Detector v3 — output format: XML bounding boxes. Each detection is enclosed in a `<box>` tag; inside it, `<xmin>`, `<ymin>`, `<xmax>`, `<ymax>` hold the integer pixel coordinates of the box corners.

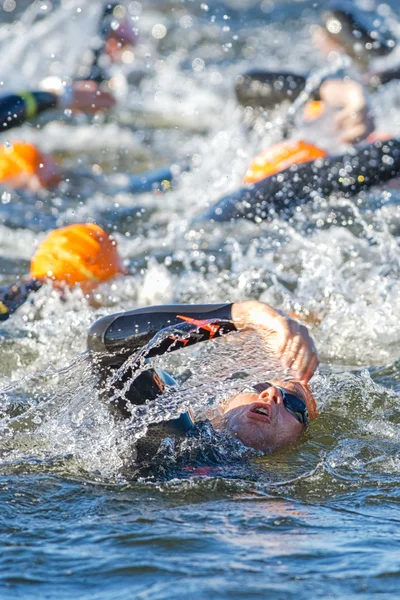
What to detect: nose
<box><xmin>259</xmin><ymin>386</ymin><xmax>282</xmax><ymax>404</ymax></box>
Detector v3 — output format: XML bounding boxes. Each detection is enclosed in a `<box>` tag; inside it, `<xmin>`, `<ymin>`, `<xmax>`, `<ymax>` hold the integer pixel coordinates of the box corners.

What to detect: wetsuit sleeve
<box><xmin>0</xmin><ymin>91</ymin><xmax>58</xmax><ymax>131</ymax></box>
<box><xmin>87</xmin><ymin>304</ymin><xmax>237</xmax><ymax>367</ymax></box>
<box><xmin>368</xmin><ymin>67</ymin><xmax>400</xmax><ymax>88</ymax></box>
<box><xmin>202</xmin><ymin>139</ymin><xmax>400</xmax><ymax>222</ymax></box>
<box><xmin>0</xmin><ymin>279</ymin><xmax>42</xmax><ymax>321</ymax></box>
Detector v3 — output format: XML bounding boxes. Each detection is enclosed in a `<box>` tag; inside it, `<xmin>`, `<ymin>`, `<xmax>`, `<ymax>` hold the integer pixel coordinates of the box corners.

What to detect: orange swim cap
<box><xmin>244</xmin><ymin>139</ymin><xmax>327</xmax><ymax>185</ymax></box>
<box><xmin>30</xmin><ymin>224</ymin><xmax>126</xmax><ymax>293</ymax></box>
<box><xmin>0</xmin><ymin>141</ymin><xmax>60</xmax><ymax>189</ymax></box>
<box><xmin>302</xmin><ymin>100</ymin><xmax>326</xmax><ymax>122</ymax></box>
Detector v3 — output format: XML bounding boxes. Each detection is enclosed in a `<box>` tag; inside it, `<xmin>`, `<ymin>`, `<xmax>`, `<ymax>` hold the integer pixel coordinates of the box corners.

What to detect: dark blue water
<box><xmin>1</xmin><ymin>0</ymin><xmax>400</xmax><ymax>598</ymax></box>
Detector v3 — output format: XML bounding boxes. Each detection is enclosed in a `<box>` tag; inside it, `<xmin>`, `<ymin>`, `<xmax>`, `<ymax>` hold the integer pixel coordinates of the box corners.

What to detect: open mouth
<box><xmin>247</xmin><ymin>402</ymin><xmax>272</xmax><ymax>423</ymax></box>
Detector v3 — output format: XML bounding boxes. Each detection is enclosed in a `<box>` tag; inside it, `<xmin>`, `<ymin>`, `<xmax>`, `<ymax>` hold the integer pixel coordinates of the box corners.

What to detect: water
<box><xmin>1</xmin><ymin>0</ymin><xmax>400</xmax><ymax>597</ymax></box>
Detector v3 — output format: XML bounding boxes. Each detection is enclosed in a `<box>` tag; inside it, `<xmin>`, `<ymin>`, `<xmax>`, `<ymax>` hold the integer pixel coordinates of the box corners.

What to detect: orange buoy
<box><xmin>0</xmin><ymin>141</ymin><xmax>60</xmax><ymax>189</ymax></box>
<box><xmin>30</xmin><ymin>224</ymin><xmax>126</xmax><ymax>293</ymax></box>
<box><xmin>244</xmin><ymin>139</ymin><xmax>327</xmax><ymax>185</ymax></box>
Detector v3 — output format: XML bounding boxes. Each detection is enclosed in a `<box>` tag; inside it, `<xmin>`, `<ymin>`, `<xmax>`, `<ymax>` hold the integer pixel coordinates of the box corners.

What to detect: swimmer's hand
<box><xmin>65</xmin><ymin>81</ymin><xmax>116</xmax><ymax>113</ymax></box>
<box><xmin>319</xmin><ymin>79</ymin><xmax>375</xmax><ymax>144</ymax></box>
<box><xmin>41</xmin><ymin>78</ymin><xmax>116</xmax><ymax>113</ymax></box>
<box><xmin>231</xmin><ymin>301</ymin><xmax>319</xmax><ymax>383</ymax></box>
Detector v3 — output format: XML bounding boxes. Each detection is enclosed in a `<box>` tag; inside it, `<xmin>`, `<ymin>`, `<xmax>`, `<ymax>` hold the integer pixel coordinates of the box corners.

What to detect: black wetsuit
<box><xmin>0</xmin><ymin>91</ymin><xmax>59</xmax><ymax>132</ymax></box>
<box><xmin>0</xmin><ymin>5</ymin><xmax>121</xmax><ymax>131</ymax></box>
<box><xmin>202</xmin><ymin>139</ymin><xmax>400</xmax><ymax>223</ymax></box>
<box><xmin>82</xmin><ymin>2</ymin><xmax>130</xmax><ymax>84</ymax></box>
<box><xmin>87</xmin><ymin>304</ymin><xmax>237</xmax><ymax>462</ymax></box>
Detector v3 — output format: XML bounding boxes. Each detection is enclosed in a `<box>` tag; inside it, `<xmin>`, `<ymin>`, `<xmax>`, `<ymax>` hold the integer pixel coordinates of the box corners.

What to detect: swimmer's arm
<box><xmin>0</xmin><ymin>91</ymin><xmax>58</xmax><ymax>131</ymax></box>
<box><xmin>87</xmin><ymin>303</ymin><xmax>238</xmax><ymax>365</ymax></box>
<box><xmin>87</xmin><ymin>301</ymin><xmax>319</xmax><ymax>382</ymax></box>
<box><xmin>0</xmin><ymin>82</ymin><xmax>115</xmax><ymax>131</ymax></box>
<box><xmin>365</xmin><ymin>67</ymin><xmax>400</xmax><ymax>89</ymax></box>
<box><xmin>319</xmin><ymin>79</ymin><xmax>374</xmax><ymax>144</ymax></box>
<box><xmin>39</xmin><ymin>80</ymin><xmax>116</xmax><ymax>114</ymax></box>
<box><xmin>0</xmin><ymin>278</ymin><xmax>43</xmax><ymax>321</ymax></box>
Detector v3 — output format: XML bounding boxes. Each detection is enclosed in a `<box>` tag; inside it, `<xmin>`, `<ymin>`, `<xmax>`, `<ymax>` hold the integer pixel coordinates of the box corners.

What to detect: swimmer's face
<box><xmin>221</xmin><ymin>381</ymin><xmax>306</xmax><ymax>452</ymax></box>
<box><xmin>105</xmin><ymin>17</ymin><xmax>138</xmax><ymax>60</ymax></box>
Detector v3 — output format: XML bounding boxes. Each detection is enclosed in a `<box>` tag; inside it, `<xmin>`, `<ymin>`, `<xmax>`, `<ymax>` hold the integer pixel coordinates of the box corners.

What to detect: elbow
<box><xmin>87</xmin><ymin>313</ymin><xmax>120</xmax><ymax>356</ymax></box>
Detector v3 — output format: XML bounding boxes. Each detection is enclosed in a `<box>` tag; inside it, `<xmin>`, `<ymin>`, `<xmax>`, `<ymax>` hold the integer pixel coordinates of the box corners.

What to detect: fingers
<box><xmin>289</xmin><ymin>329</ymin><xmax>318</xmax><ymax>381</ymax></box>
<box><xmin>320</xmin><ymin>79</ymin><xmax>375</xmax><ymax>144</ymax></box>
<box><xmin>71</xmin><ymin>81</ymin><xmax>116</xmax><ymax>113</ymax></box>
<box><xmin>275</xmin><ymin>318</ymin><xmax>319</xmax><ymax>382</ymax></box>
<box><xmin>291</xmin><ymin>333</ymin><xmax>319</xmax><ymax>383</ymax></box>
<box><xmin>334</xmin><ymin>107</ymin><xmax>375</xmax><ymax>144</ymax></box>
<box><xmin>301</xmin><ymin>352</ymin><xmax>319</xmax><ymax>384</ymax></box>
<box><xmin>242</xmin><ymin>303</ymin><xmax>319</xmax><ymax>382</ymax></box>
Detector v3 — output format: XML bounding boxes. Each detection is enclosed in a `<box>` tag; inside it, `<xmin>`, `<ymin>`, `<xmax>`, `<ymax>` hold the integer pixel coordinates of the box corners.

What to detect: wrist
<box><xmin>231</xmin><ymin>300</ymin><xmax>261</xmax><ymax>329</ymax></box>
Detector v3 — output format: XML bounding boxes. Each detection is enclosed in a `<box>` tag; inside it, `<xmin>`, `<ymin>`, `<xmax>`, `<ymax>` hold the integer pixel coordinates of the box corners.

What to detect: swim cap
<box><xmin>322</xmin><ymin>4</ymin><xmax>395</xmax><ymax>62</ymax></box>
<box><xmin>30</xmin><ymin>223</ymin><xmax>126</xmax><ymax>292</ymax></box>
<box><xmin>244</xmin><ymin>140</ymin><xmax>327</xmax><ymax>184</ymax></box>
<box><xmin>0</xmin><ymin>141</ymin><xmax>60</xmax><ymax>189</ymax></box>
<box><xmin>302</xmin><ymin>100</ymin><xmax>326</xmax><ymax>122</ymax></box>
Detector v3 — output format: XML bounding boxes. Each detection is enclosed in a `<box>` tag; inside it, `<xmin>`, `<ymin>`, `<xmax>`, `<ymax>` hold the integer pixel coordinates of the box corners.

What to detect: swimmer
<box><xmin>0</xmin><ymin>2</ymin><xmax>139</xmax><ymax>133</ymax></box>
<box><xmin>83</xmin><ymin>1</ymin><xmax>138</xmax><ymax>83</ymax></box>
<box><xmin>315</xmin><ymin>3</ymin><xmax>395</xmax><ymax>69</ymax></box>
<box><xmin>0</xmin><ymin>81</ymin><xmax>115</xmax><ymax>133</ymax></box>
<box><xmin>88</xmin><ymin>301</ymin><xmax>319</xmax><ymax>464</ymax></box>
<box><xmin>317</xmin><ymin>79</ymin><xmax>374</xmax><ymax>145</ymax></box>
<box><xmin>202</xmin><ymin>138</ymin><xmax>400</xmax><ymax>223</ymax></box>
<box><xmin>237</xmin><ymin>4</ymin><xmax>397</xmax><ymax>114</ymax></box>
<box><xmin>243</xmin><ymin>80</ymin><xmax>375</xmax><ymax>185</ymax></box>
<box><xmin>0</xmin><ymin>223</ymin><xmax>125</xmax><ymax>321</ymax></box>
<box><xmin>0</xmin><ymin>137</ymin><xmax>183</xmax><ymax>193</ymax></box>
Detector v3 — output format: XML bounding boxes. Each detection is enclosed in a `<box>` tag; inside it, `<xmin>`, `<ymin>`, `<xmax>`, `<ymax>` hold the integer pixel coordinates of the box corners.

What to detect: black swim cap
<box><xmin>322</xmin><ymin>2</ymin><xmax>395</xmax><ymax>63</ymax></box>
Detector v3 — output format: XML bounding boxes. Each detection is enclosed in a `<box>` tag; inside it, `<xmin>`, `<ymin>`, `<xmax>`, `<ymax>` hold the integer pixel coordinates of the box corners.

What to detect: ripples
<box><xmin>1</xmin><ymin>0</ymin><xmax>400</xmax><ymax>596</ymax></box>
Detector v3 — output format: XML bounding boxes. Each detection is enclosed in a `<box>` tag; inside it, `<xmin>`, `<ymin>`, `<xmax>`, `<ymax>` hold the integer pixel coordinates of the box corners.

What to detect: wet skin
<box><xmin>220</xmin><ymin>382</ymin><xmax>306</xmax><ymax>452</ymax></box>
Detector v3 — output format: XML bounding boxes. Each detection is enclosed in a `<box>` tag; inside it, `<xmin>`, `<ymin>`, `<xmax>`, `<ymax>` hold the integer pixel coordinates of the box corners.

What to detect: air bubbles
<box><xmin>1</xmin><ymin>191</ymin><xmax>11</xmax><ymax>204</ymax></box>
<box><xmin>129</xmin><ymin>1</ymin><xmax>142</xmax><ymax>16</ymax></box>
<box><xmin>180</xmin><ymin>15</ymin><xmax>193</xmax><ymax>29</ymax></box>
<box><xmin>121</xmin><ymin>49</ymin><xmax>134</xmax><ymax>64</ymax></box>
<box><xmin>210</xmin><ymin>71</ymin><xmax>223</xmax><ymax>85</ymax></box>
<box><xmin>113</xmin><ymin>4</ymin><xmax>126</xmax><ymax>19</ymax></box>
<box><xmin>2</xmin><ymin>0</ymin><xmax>16</xmax><ymax>11</ymax></box>
<box><xmin>260</xmin><ymin>0</ymin><xmax>274</xmax><ymax>14</ymax></box>
<box><xmin>326</xmin><ymin>18</ymin><xmax>342</xmax><ymax>35</ymax></box>
<box><xmin>111</xmin><ymin>18</ymin><xmax>120</xmax><ymax>31</ymax></box>
<box><xmin>152</xmin><ymin>24</ymin><xmax>167</xmax><ymax>39</ymax></box>
<box><xmin>192</xmin><ymin>57</ymin><xmax>205</xmax><ymax>72</ymax></box>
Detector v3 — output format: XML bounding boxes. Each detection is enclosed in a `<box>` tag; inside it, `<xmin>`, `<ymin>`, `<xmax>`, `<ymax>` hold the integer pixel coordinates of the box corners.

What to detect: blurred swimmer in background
<box><xmin>0</xmin><ymin>223</ymin><xmax>126</xmax><ymax>321</ymax></box>
<box><xmin>0</xmin><ymin>2</ymin><xmax>140</xmax><ymax>192</ymax></box>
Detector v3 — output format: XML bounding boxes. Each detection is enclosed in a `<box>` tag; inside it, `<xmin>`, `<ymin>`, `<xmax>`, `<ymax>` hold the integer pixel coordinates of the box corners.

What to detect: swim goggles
<box><xmin>252</xmin><ymin>382</ymin><xmax>310</xmax><ymax>427</ymax></box>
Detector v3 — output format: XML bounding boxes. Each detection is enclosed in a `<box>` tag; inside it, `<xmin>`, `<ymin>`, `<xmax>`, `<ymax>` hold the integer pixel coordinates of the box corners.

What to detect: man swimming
<box><xmin>202</xmin><ymin>137</ymin><xmax>400</xmax><ymax>223</ymax></box>
<box><xmin>87</xmin><ymin>300</ymin><xmax>318</xmax><ymax>464</ymax></box>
